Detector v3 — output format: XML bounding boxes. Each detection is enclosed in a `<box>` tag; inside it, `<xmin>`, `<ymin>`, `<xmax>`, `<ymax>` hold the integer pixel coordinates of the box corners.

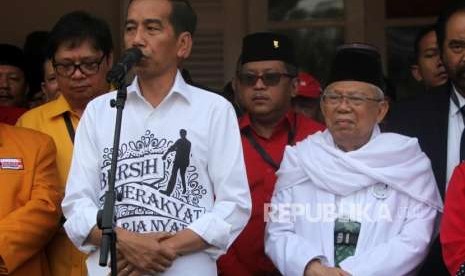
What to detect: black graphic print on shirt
<box><xmin>99</xmin><ymin>129</ymin><xmax>207</xmax><ymax>233</ymax></box>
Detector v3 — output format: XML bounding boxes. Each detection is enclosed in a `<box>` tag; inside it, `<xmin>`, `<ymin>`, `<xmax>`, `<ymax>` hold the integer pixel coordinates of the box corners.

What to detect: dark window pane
<box><xmin>273</xmin><ymin>27</ymin><xmax>344</xmax><ymax>84</ymax></box>
<box><xmin>269</xmin><ymin>0</ymin><xmax>344</xmax><ymax>21</ymax></box>
<box><xmin>386</xmin><ymin>0</ymin><xmax>453</xmax><ymax>19</ymax></box>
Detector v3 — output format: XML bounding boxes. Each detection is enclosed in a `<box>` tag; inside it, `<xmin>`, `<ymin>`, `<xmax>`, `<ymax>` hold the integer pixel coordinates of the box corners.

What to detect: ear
<box><xmin>320</xmin><ymin>97</ymin><xmax>327</xmax><ymax>118</ymax></box>
<box><xmin>176</xmin><ymin>32</ymin><xmax>193</xmax><ymax>60</ymax></box>
<box><xmin>290</xmin><ymin>77</ymin><xmax>298</xmax><ymax>98</ymax></box>
<box><xmin>410</xmin><ymin>65</ymin><xmax>423</xmax><ymax>82</ymax></box>
<box><xmin>376</xmin><ymin>100</ymin><xmax>389</xmax><ymax>123</ymax></box>
<box><xmin>105</xmin><ymin>52</ymin><xmax>114</xmax><ymax>67</ymax></box>
<box><xmin>232</xmin><ymin>76</ymin><xmax>242</xmax><ymax>102</ymax></box>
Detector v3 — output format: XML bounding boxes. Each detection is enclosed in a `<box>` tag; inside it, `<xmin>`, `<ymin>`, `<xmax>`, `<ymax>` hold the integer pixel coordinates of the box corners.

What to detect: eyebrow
<box><xmin>125</xmin><ymin>18</ymin><xmax>163</xmax><ymax>26</ymax></box>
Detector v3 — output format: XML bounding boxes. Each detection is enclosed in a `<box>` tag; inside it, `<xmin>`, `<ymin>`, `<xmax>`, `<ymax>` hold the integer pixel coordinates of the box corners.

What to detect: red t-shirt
<box><xmin>0</xmin><ymin>106</ymin><xmax>28</xmax><ymax>125</ymax></box>
<box><xmin>441</xmin><ymin>163</ymin><xmax>465</xmax><ymax>275</ymax></box>
<box><xmin>218</xmin><ymin>111</ymin><xmax>325</xmax><ymax>276</ymax></box>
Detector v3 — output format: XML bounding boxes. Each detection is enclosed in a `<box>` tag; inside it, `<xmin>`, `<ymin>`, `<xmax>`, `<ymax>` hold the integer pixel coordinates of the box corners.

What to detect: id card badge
<box><xmin>334</xmin><ymin>218</ymin><xmax>361</xmax><ymax>267</ymax></box>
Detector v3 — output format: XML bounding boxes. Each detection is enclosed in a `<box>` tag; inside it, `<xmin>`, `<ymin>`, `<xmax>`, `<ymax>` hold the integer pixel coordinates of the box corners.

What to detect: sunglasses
<box><xmin>237</xmin><ymin>72</ymin><xmax>295</xmax><ymax>87</ymax></box>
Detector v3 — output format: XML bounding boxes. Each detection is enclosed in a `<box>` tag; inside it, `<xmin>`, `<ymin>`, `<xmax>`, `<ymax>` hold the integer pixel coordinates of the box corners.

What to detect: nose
<box><xmin>70</xmin><ymin>66</ymin><xmax>86</xmax><ymax>80</ymax></box>
<box><xmin>0</xmin><ymin>75</ymin><xmax>8</xmax><ymax>88</ymax></box>
<box><xmin>336</xmin><ymin>96</ymin><xmax>352</xmax><ymax>111</ymax></box>
<box><xmin>436</xmin><ymin>56</ymin><xmax>445</xmax><ymax>68</ymax></box>
<box><xmin>253</xmin><ymin>76</ymin><xmax>267</xmax><ymax>90</ymax></box>
<box><xmin>132</xmin><ymin>27</ymin><xmax>145</xmax><ymax>48</ymax></box>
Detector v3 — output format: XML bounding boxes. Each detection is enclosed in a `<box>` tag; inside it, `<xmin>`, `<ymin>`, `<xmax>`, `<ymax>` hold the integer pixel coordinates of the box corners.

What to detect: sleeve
<box><xmin>441</xmin><ymin>164</ymin><xmax>465</xmax><ymax>275</ymax></box>
<box><xmin>187</xmin><ymin>102</ymin><xmax>251</xmax><ymax>259</ymax></box>
<box><xmin>62</xmin><ymin>103</ymin><xmax>102</xmax><ymax>254</ymax></box>
<box><xmin>339</xmin><ymin>199</ymin><xmax>438</xmax><ymax>275</ymax></box>
<box><xmin>264</xmin><ymin>147</ymin><xmax>327</xmax><ymax>276</ymax></box>
<box><xmin>0</xmin><ymin>135</ymin><xmax>62</xmax><ymax>274</ymax></box>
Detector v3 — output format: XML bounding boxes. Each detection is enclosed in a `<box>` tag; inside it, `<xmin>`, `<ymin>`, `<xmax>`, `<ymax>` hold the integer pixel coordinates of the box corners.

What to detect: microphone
<box><xmin>106</xmin><ymin>47</ymin><xmax>143</xmax><ymax>85</ymax></box>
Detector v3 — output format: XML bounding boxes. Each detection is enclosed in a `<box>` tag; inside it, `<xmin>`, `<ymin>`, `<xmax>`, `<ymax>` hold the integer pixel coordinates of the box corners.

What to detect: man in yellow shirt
<box><xmin>17</xmin><ymin>11</ymin><xmax>113</xmax><ymax>276</ymax></box>
<box><xmin>0</xmin><ymin>123</ymin><xmax>62</xmax><ymax>276</ymax></box>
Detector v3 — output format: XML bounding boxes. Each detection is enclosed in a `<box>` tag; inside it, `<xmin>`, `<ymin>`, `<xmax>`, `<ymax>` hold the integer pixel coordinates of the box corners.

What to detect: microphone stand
<box><xmin>97</xmin><ymin>76</ymin><xmax>128</xmax><ymax>276</ymax></box>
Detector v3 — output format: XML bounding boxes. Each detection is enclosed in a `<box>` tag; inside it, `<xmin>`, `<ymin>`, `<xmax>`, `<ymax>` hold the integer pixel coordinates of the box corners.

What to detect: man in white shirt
<box><xmin>61</xmin><ymin>0</ymin><xmax>251</xmax><ymax>275</ymax></box>
<box><xmin>265</xmin><ymin>44</ymin><xmax>442</xmax><ymax>276</ymax></box>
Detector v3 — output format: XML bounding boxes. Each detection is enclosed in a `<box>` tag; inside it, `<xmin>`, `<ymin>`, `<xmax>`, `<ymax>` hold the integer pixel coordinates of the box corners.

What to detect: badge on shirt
<box><xmin>371</xmin><ymin>183</ymin><xmax>391</xmax><ymax>199</ymax></box>
<box><xmin>334</xmin><ymin>218</ymin><xmax>361</xmax><ymax>266</ymax></box>
<box><xmin>0</xmin><ymin>158</ymin><xmax>24</xmax><ymax>170</ymax></box>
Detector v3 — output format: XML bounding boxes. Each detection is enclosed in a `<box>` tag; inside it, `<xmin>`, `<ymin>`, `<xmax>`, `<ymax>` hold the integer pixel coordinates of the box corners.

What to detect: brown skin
<box><xmin>411</xmin><ymin>30</ymin><xmax>448</xmax><ymax>89</ymax></box>
<box><xmin>235</xmin><ymin>60</ymin><xmax>298</xmax><ymax>138</ymax></box>
<box><xmin>53</xmin><ymin>40</ymin><xmax>112</xmax><ymax>116</ymax></box>
<box><xmin>0</xmin><ymin>65</ymin><xmax>27</xmax><ymax>107</ymax></box>
<box><xmin>441</xmin><ymin>10</ymin><xmax>465</xmax><ymax>97</ymax></box>
<box><xmin>124</xmin><ymin>0</ymin><xmax>192</xmax><ymax>107</ymax></box>
<box><xmin>82</xmin><ymin>0</ymin><xmax>208</xmax><ymax>274</ymax></box>
<box><xmin>304</xmin><ymin>259</ymin><xmax>351</xmax><ymax>276</ymax></box>
<box><xmin>321</xmin><ymin>81</ymin><xmax>389</xmax><ymax>152</ymax></box>
<box><xmin>41</xmin><ymin>59</ymin><xmax>60</xmax><ymax>102</ymax></box>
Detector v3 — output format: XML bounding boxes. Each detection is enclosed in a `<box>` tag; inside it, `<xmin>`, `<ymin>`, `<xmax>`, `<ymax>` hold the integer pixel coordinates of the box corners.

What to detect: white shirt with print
<box><xmin>62</xmin><ymin>72</ymin><xmax>251</xmax><ymax>276</ymax></box>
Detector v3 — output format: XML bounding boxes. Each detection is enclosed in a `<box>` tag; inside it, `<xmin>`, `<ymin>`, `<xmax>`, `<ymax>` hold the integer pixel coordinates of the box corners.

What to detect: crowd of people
<box><xmin>2</xmin><ymin>0</ymin><xmax>465</xmax><ymax>275</ymax></box>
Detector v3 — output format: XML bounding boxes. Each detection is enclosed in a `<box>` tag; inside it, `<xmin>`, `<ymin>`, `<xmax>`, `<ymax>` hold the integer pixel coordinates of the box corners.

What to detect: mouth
<box><xmin>334</xmin><ymin>119</ymin><xmax>354</xmax><ymax>127</ymax></box>
<box><xmin>0</xmin><ymin>94</ymin><xmax>13</xmax><ymax>100</ymax></box>
<box><xmin>251</xmin><ymin>96</ymin><xmax>269</xmax><ymax>104</ymax></box>
<box><xmin>70</xmin><ymin>85</ymin><xmax>91</xmax><ymax>93</ymax></box>
<box><xmin>436</xmin><ymin>71</ymin><xmax>448</xmax><ymax>79</ymax></box>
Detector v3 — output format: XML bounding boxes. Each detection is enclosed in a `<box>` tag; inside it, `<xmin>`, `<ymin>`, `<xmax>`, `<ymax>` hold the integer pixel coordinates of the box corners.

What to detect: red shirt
<box><xmin>441</xmin><ymin>163</ymin><xmax>465</xmax><ymax>275</ymax></box>
<box><xmin>0</xmin><ymin>106</ymin><xmax>27</xmax><ymax>125</ymax></box>
<box><xmin>218</xmin><ymin>111</ymin><xmax>324</xmax><ymax>276</ymax></box>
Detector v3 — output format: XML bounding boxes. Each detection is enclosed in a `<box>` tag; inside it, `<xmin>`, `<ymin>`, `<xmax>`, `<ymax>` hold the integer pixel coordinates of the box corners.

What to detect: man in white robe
<box><xmin>265</xmin><ymin>43</ymin><xmax>443</xmax><ymax>276</ymax></box>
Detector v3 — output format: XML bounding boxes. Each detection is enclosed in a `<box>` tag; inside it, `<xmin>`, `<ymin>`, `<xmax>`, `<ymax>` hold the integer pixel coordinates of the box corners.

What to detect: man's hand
<box><xmin>115</xmin><ymin>228</ymin><xmax>177</xmax><ymax>274</ymax></box>
<box><xmin>304</xmin><ymin>259</ymin><xmax>351</xmax><ymax>276</ymax></box>
<box><xmin>115</xmin><ymin>252</ymin><xmax>146</xmax><ymax>276</ymax></box>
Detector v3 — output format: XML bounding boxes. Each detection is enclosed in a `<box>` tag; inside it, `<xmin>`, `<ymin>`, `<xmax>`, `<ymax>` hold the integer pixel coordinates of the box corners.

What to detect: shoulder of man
<box><xmin>383</xmin><ymin>82</ymin><xmax>450</xmax><ymax>134</ymax></box>
<box><xmin>3</xmin><ymin>123</ymin><xmax>55</xmax><ymax>148</ymax></box>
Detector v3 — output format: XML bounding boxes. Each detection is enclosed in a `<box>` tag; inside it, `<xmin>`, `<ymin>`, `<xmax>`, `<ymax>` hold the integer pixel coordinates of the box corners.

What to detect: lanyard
<box><xmin>62</xmin><ymin>112</ymin><xmax>75</xmax><ymax>144</ymax></box>
<box><xmin>242</xmin><ymin>115</ymin><xmax>296</xmax><ymax>171</ymax></box>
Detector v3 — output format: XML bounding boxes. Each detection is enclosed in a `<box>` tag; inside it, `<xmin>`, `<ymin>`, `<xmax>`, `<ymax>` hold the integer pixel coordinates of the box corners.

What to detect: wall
<box><xmin>0</xmin><ymin>0</ymin><xmax>121</xmax><ymax>52</ymax></box>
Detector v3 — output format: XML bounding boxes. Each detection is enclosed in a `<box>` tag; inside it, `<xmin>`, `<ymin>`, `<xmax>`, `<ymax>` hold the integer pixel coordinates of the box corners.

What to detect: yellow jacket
<box><xmin>17</xmin><ymin>96</ymin><xmax>86</xmax><ymax>276</ymax></box>
<box><xmin>0</xmin><ymin>123</ymin><xmax>62</xmax><ymax>276</ymax></box>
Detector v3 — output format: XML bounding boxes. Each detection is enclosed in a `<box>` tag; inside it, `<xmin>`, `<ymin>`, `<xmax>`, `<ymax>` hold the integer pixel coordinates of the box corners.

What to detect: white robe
<box><xmin>265</xmin><ymin>126</ymin><xmax>442</xmax><ymax>276</ymax></box>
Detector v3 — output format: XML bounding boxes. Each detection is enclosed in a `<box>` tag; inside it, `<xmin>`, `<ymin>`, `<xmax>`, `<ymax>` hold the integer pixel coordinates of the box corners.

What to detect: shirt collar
<box><xmin>239</xmin><ymin>110</ymin><xmax>296</xmax><ymax>132</ymax></box>
<box><xmin>127</xmin><ymin>70</ymin><xmax>192</xmax><ymax>105</ymax></box>
<box><xmin>451</xmin><ymin>84</ymin><xmax>465</xmax><ymax>116</ymax></box>
<box><xmin>44</xmin><ymin>94</ymin><xmax>74</xmax><ymax>118</ymax></box>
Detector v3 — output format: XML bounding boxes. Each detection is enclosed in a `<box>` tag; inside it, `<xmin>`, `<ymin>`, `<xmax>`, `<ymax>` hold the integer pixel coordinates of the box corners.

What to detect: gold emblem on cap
<box><xmin>273</xmin><ymin>40</ymin><xmax>279</xmax><ymax>49</ymax></box>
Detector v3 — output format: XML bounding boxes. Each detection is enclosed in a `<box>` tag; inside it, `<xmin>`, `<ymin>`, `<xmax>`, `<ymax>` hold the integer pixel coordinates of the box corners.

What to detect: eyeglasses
<box><xmin>322</xmin><ymin>91</ymin><xmax>383</xmax><ymax>106</ymax></box>
<box><xmin>237</xmin><ymin>72</ymin><xmax>295</xmax><ymax>87</ymax></box>
<box><xmin>53</xmin><ymin>55</ymin><xmax>106</xmax><ymax>77</ymax></box>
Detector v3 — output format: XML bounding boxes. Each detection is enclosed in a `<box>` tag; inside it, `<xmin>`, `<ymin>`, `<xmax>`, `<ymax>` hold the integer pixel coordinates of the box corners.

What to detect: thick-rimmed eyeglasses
<box><xmin>237</xmin><ymin>72</ymin><xmax>295</xmax><ymax>87</ymax></box>
<box><xmin>53</xmin><ymin>55</ymin><xmax>106</xmax><ymax>77</ymax></box>
<box><xmin>322</xmin><ymin>91</ymin><xmax>383</xmax><ymax>106</ymax></box>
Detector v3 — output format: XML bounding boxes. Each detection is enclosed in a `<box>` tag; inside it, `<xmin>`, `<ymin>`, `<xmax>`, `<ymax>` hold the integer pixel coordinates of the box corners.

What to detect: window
<box><xmin>268</xmin><ymin>0</ymin><xmax>345</xmax><ymax>83</ymax></box>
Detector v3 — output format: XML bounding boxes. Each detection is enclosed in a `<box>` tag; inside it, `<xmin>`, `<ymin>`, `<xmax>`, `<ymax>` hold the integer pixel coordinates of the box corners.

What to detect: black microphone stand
<box><xmin>97</xmin><ymin>75</ymin><xmax>128</xmax><ymax>276</ymax></box>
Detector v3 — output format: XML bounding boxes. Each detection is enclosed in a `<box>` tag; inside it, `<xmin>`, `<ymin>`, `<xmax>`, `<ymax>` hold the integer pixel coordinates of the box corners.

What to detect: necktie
<box><xmin>451</xmin><ymin>91</ymin><xmax>465</xmax><ymax>162</ymax></box>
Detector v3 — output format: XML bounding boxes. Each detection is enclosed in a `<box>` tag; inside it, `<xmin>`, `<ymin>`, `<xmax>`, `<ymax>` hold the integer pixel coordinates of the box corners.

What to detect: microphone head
<box><xmin>106</xmin><ymin>47</ymin><xmax>143</xmax><ymax>85</ymax></box>
<box><xmin>122</xmin><ymin>47</ymin><xmax>143</xmax><ymax>65</ymax></box>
